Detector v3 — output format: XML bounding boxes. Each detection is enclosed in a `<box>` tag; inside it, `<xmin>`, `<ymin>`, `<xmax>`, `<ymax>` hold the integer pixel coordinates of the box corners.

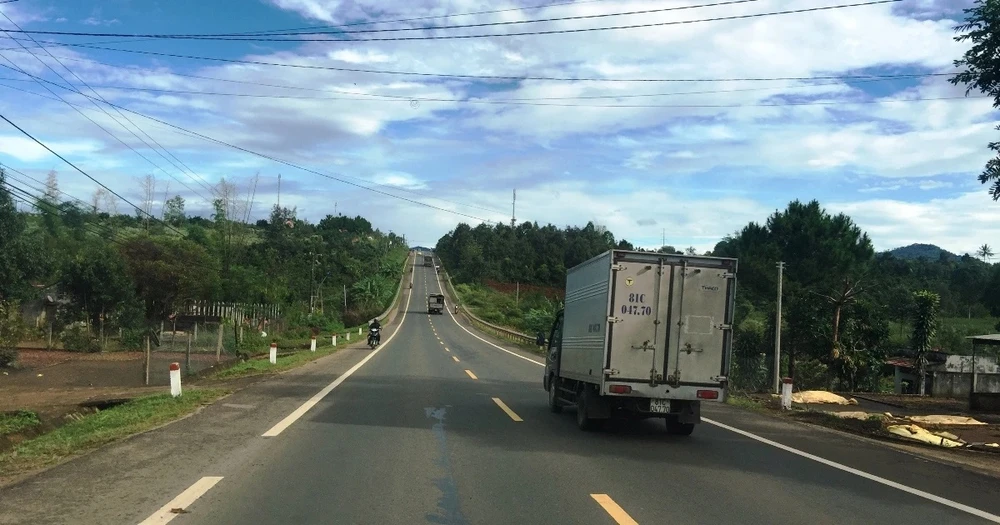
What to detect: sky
<box><xmin>0</xmin><ymin>0</ymin><xmax>995</xmax><ymax>254</ymax></box>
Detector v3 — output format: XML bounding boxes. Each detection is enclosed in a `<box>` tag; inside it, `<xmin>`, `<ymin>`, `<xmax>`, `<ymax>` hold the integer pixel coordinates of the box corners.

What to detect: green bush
<box><xmin>60</xmin><ymin>323</ymin><xmax>101</xmax><ymax>353</ymax></box>
<box><xmin>0</xmin><ymin>301</ymin><xmax>22</xmax><ymax>368</ymax></box>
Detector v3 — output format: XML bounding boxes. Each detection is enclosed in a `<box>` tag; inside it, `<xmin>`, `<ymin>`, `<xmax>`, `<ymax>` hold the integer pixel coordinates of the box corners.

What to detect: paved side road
<box><xmin>2</xmin><ymin>262</ymin><xmax>1000</xmax><ymax>524</ymax></box>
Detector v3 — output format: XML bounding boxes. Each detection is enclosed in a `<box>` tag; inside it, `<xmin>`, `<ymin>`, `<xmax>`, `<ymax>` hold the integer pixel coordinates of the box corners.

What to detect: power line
<box><xmin>230</xmin><ymin>0</ymin><xmax>618</xmax><ymax>35</ymax></box>
<box><xmin>4</xmin><ymin>0</ymin><xmax>768</xmax><ymax>39</ymax></box>
<box><xmin>0</xmin><ymin>42</ymin><xmax>955</xmax><ymax>86</ymax></box>
<box><xmin>0</xmin><ymin>12</ymin><xmax>217</xmax><ymax>200</ymax></box>
<box><xmin>0</xmin><ymin>112</ymin><xmax>189</xmax><ymax>236</ymax></box>
<box><xmin>57</xmin><ymin>41</ymin><xmax>953</xmax><ymax>84</ymax></box>
<box><xmin>0</xmin><ymin>72</ymin><xmax>980</xmax><ymax>109</ymax></box>
<box><xmin>0</xmin><ymin>74</ymin><xmax>509</xmax><ymax>216</ymax></box>
<box><xmin>0</xmin><ymin>70</ymin><xmax>951</xmax><ymax>103</ymax></box>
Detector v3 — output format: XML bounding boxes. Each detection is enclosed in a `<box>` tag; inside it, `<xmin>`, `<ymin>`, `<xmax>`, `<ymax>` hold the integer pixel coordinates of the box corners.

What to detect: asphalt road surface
<box><xmin>3</xmin><ymin>260</ymin><xmax>1000</xmax><ymax>525</ymax></box>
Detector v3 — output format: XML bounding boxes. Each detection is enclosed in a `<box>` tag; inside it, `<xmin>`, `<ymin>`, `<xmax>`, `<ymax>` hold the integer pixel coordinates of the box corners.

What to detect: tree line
<box><xmin>437</xmin><ymin>200</ymin><xmax>999</xmax><ymax>392</ymax></box>
<box><xmin>0</xmin><ymin>169</ymin><xmax>407</xmax><ymax>366</ymax></box>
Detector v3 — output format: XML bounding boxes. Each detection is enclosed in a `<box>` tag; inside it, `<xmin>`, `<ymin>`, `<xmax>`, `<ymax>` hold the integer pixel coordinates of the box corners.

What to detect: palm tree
<box><xmin>977</xmin><ymin>244</ymin><xmax>994</xmax><ymax>263</ymax></box>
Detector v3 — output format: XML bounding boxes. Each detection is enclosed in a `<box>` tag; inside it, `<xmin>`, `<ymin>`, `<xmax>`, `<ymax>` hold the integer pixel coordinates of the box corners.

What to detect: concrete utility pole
<box><xmin>774</xmin><ymin>261</ymin><xmax>785</xmax><ymax>393</ymax></box>
<box><xmin>511</xmin><ymin>189</ymin><xmax>516</xmax><ymax>229</ymax></box>
<box><xmin>277</xmin><ymin>173</ymin><xmax>281</xmax><ymax>208</ymax></box>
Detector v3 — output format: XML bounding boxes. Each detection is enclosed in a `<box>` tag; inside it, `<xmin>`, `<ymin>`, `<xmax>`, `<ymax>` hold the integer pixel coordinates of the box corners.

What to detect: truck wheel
<box><xmin>576</xmin><ymin>388</ymin><xmax>600</xmax><ymax>431</ymax></box>
<box><xmin>548</xmin><ymin>376</ymin><xmax>562</xmax><ymax>414</ymax></box>
<box><xmin>665</xmin><ymin>417</ymin><xmax>694</xmax><ymax>436</ymax></box>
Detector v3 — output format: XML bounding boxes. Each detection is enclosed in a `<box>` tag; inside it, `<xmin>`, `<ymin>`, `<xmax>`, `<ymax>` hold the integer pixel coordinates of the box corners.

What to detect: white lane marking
<box><xmin>434</xmin><ymin>269</ymin><xmax>544</xmax><ymax>367</ymax></box>
<box><xmin>703</xmin><ymin>418</ymin><xmax>1000</xmax><ymax>523</ymax></box>
<box><xmin>433</xmin><ymin>267</ymin><xmax>998</xmax><ymax>521</ymax></box>
<box><xmin>138</xmin><ymin>476</ymin><xmax>223</xmax><ymax>525</ymax></box>
<box><xmin>261</xmin><ymin>277</ymin><xmax>415</xmax><ymax>437</ymax></box>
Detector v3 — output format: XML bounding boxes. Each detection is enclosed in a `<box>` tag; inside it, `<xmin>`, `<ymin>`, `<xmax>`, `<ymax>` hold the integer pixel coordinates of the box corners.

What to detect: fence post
<box><xmin>194</xmin><ymin>322</ymin><xmax>198</xmax><ymax>343</ymax></box>
<box><xmin>215</xmin><ymin>322</ymin><xmax>223</xmax><ymax>362</ymax></box>
<box><xmin>144</xmin><ymin>334</ymin><xmax>151</xmax><ymax>386</ymax></box>
<box><xmin>185</xmin><ymin>332</ymin><xmax>192</xmax><ymax>374</ymax></box>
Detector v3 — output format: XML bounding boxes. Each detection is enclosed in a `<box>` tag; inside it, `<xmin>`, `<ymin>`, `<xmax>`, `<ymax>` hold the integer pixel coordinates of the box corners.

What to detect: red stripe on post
<box><xmin>169</xmin><ymin>362</ymin><xmax>180</xmax><ymax>371</ymax></box>
<box><xmin>270</xmin><ymin>343</ymin><xmax>277</xmax><ymax>348</ymax></box>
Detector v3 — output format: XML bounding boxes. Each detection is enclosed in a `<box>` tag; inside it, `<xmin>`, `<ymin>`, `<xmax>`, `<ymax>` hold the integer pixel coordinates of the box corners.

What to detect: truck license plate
<box><xmin>649</xmin><ymin>399</ymin><xmax>670</xmax><ymax>413</ymax></box>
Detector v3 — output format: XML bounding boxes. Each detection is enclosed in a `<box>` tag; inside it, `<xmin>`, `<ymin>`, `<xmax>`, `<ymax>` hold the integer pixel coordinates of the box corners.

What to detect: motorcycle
<box><xmin>368</xmin><ymin>327</ymin><xmax>381</xmax><ymax>349</ymax></box>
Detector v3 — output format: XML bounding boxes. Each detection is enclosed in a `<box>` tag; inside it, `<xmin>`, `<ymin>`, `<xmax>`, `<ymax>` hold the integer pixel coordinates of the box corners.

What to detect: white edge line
<box><xmin>261</xmin><ymin>271</ymin><xmax>415</xmax><ymax>437</ymax></box>
<box><xmin>435</xmin><ymin>267</ymin><xmax>544</xmax><ymax>367</ymax></box>
<box><xmin>435</xmin><ymin>266</ymin><xmax>999</xmax><ymax>522</ymax></box>
<box><xmin>703</xmin><ymin>417</ymin><xmax>1000</xmax><ymax>523</ymax></box>
<box><xmin>137</xmin><ymin>476</ymin><xmax>224</xmax><ymax>525</ymax></box>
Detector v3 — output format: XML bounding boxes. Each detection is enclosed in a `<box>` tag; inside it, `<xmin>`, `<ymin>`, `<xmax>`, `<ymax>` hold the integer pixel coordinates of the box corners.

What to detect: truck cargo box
<box><xmin>558</xmin><ymin>250</ymin><xmax>737</xmax><ymax>396</ymax></box>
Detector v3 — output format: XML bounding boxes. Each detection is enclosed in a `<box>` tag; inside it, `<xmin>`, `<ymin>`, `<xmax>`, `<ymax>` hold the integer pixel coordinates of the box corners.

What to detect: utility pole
<box><xmin>511</xmin><ymin>189</ymin><xmax>516</xmax><ymax>229</ymax></box>
<box><xmin>774</xmin><ymin>261</ymin><xmax>785</xmax><ymax>393</ymax></box>
<box><xmin>661</xmin><ymin>228</ymin><xmax>665</xmax><ymax>248</ymax></box>
<box><xmin>277</xmin><ymin>173</ymin><xmax>281</xmax><ymax>208</ymax></box>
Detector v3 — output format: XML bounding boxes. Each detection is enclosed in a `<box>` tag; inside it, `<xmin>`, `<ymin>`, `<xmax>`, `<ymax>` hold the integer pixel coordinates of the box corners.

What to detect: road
<box><xmin>3</xmin><ymin>260</ymin><xmax>1000</xmax><ymax>524</ymax></box>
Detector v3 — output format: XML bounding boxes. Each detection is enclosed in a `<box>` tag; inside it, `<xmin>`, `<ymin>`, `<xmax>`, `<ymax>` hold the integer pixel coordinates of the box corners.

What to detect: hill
<box><xmin>887</xmin><ymin>243</ymin><xmax>960</xmax><ymax>261</ymax></box>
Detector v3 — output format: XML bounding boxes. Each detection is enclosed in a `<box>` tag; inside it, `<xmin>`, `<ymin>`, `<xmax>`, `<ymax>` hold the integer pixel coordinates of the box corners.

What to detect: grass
<box><xmin>0</xmin><ymin>389</ymin><xmax>227</xmax><ymax>475</ymax></box>
<box><xmin>0</xmin><ymin>410</ymin><xmax>41</xmax><ymax>437</ymax></box>
<box><xmin>212</xmin><ymin>341</ymin><xmax>350</xmax><ymax>380</ymax></box>
<box><xmin>726</xmin><ymin>394</ymin><xmax>767</xmax><ymax>412</ymax></box>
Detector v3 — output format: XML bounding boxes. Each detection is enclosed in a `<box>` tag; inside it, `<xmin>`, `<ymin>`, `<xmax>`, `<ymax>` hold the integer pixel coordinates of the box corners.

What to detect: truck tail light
<box><xmin>697</xmin><ymin>390</ymin><xmax>719</xmax><ymax>400</ymax></box>
<box><xmin>608</xmin><ymin>384</ymin><xmax>632</xmax><ymax>394</ymax></box>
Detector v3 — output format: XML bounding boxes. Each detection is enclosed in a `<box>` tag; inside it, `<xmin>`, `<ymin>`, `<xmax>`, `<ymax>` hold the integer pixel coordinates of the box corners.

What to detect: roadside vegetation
<box><xmin>438</xmin><ymin>200</ymin><xmax>1000</xmax><ymax>395</ymax></box>
<box><xmin>0</xmin><ymin>170</ymin><xmax>408</xmax><ymax>366</ymax></box>
<box><xmin>0</xmin><ymin>389</ymin><xmax>227</xmax><ymax>477</ymax></box>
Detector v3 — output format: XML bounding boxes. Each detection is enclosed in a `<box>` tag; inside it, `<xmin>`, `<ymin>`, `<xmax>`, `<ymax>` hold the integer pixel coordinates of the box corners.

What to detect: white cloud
<box><xmin>0</xmin><ymin>135</ymin><xmax>100</xmax><ymax>162</ymax></box>
<box><xmin>371</xmin><ymin>171</ymin><xmax>428</xmax><ymax>190</ymax></box>
<box><xmin>830</xmin><ymin>192</ymin><xmax>1000</xmax><ymax>254</ymax></box>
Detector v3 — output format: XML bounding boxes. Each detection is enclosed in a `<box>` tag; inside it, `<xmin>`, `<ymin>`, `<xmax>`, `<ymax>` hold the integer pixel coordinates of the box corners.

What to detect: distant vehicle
<box><xmin>543</xmin><ymin>249</ymin><xmax>737</xmax><ymax>435</ymax></box>
<box><xmin>423</xmin><ymin>255</ymin><xmax>433</xmax><ymax>267</ymax></box>
<box><xmin>427</xmin><ymin>293</ymin><xmax>445</xmax><ymax>315</ymax></box>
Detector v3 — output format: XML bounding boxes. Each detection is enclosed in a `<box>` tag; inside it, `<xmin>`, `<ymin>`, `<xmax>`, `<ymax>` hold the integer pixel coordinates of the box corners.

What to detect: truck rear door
<box><xmin>664</xmin><ymin>261</ymin><xmax>735</xmax><ymax>386</ymax></box>
<box><xmin>607</xmin><ymin>260</ymin><xmax>668</xmax><ymax>383</ymax></box>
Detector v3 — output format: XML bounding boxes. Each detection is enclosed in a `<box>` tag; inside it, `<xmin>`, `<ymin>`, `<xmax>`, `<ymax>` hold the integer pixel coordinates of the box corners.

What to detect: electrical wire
<box><xmin>0</xmin><ymin>72</ymin><xmax>510</xmax><ymax>216</ymax></box>
<box><xmin>2</xmin><ymin>0</ymin><xmax>769</xmax><ymax>39</ymax></box>
<box><xmin>0</xmin><ymin>112</ymin><xmax>190</xmax><ymax>236</ymax></box>
<box><xmin>0</xmin><ymin>12</ymin><xmax>217</xmax><ymax>200</ymax></box>
<box><xmin>0</xmin><ymin>40</ymin><xmax>956</xmax><ymax>85</ymax></box>
<box><xmin>0</xmin><ymin>70</ymin><xmax>953</xmax><ymax>103</ymax></box>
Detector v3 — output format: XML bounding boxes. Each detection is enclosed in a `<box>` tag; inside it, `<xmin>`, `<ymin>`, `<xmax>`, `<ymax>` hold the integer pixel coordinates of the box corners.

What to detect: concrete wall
<box><xmin>932</xmin><ymin>372</ymin><xmax>1000</xmax><ymax>398</ymax></box>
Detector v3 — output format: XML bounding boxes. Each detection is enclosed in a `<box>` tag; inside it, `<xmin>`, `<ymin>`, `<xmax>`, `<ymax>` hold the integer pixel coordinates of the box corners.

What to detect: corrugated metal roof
<box><xmin>966</xmin><ymin>334</ymin><xmax>1000</xmax><ymax>345</ymax></box>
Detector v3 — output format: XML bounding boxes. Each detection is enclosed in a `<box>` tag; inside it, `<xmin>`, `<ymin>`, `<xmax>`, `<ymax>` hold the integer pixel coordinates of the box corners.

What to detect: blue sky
<box><xmin>0</xmin><ymin>0</ymin><xmax>996</xmax><ymax>254</ymax></box>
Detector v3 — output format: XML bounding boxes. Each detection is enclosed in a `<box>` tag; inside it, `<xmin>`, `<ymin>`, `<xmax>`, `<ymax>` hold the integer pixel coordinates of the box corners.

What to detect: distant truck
<box><xmin>427</xmin><ymin>293</ymin><xmax>445</xmax><ymax>315</ymax></box>
<box><xmin>423</xmin><ymin>255</ymin><xmax>433</xmax><ymax>267</ymax></box>
<box><xmin>543</xmin><ymin>249</ymin><xmax>737</xmax><ymax>435</ymax></box>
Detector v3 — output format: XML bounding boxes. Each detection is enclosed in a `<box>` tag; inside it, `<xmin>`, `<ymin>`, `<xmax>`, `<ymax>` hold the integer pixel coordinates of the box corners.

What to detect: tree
<box><xmin>119</xmin><ymin>237</ymin><xmax>218</xmax><ymax>324</ymax></box>
<box><xmin>0</xmin><ymin>168</ymin><xmax>48</xmax><ymax>302</ymax></box>
<box><xmin>977</xmin><ymin>243</ymin><xmax>994</xmax><ymax>262</ymax></box>
<box><xmin>911</xmin><ymin>290</ymin><xmax>940</xmax><ymax>396</ymax></box>
<box><xmin>43</xmin><ymin>170</ymin><xmax>59</xmax><ymax>204</ymax></box>
<box><xmin>951</xmin><ymin>1</ymin><xmax>1000</xmax><ymax>198</ymax></box>
<box><xmin>684</xmin><ymin>246</ymin><xmax>698</xmax><ymax>255</ymax></box>
<box><xmin>62</xmin><ymin>244</ymin><xmax>136</xmax><ymax>328</ymax></box>
<box><xmin>163</xmin><ymin>195</ymin><xmax>185</xmax><ymax>225</ymax></box>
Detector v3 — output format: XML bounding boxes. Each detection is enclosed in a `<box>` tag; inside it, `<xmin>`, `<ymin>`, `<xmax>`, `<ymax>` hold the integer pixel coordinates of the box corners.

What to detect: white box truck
<box><xmin>542</xmin><ymin>249</ymin><xmax>737</xmax><ymax>435</ymax></box>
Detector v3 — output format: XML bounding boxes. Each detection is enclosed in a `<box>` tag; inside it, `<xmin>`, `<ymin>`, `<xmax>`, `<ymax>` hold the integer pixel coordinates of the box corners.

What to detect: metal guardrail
<box><xmin>437</xmin><ymin>266</ymin><xmax>536</xmax><ymax>347</ymax></box>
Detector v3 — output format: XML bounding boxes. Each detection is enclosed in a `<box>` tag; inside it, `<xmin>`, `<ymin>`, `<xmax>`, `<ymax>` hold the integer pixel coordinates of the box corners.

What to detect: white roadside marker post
<box><xmin>269</xmin><ymin>342</ymin><xmax>277</xmax><ymax>364</ymax></box>
<box><xmin>169</xmin><ymin>362</ymin><xmax>182</xmax><ymax>398</ymax></box>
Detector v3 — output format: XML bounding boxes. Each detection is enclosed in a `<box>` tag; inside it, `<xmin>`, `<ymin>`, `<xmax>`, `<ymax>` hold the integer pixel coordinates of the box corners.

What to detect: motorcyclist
<box><xmin>368</xmin><ymin>318</ymin><xmax>381</xmax><ymax>345</ymax></box>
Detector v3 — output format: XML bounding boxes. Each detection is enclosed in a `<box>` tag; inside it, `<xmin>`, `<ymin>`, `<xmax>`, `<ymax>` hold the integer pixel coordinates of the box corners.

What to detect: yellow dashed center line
<box><xmin>590</xmin><ymin>495</ymin><xmax>638</xmax><ymax>525</ymax></box>
<box><xmin>464</xmin><ymin>369</ymin><xmax>478</xmax><ymax>380</ymax></box>
<box><xmin>491</xmin><ymin>397</ymin><xmax>523</xmax><ymax>422</ymax></box>
<box><xmin>445</xmin><ymin>347</ymin><xmax>450</xmax><ymax>352</ymax></box>
<box><xmin>452</xmin><ymin>355</ymin><xmax>459</xmax><ymax>363</ymax></box>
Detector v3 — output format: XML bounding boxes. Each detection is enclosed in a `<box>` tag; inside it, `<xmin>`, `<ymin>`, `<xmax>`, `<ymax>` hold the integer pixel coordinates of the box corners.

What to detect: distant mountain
<box><xmin>887</xmin><ymin>243</ymin><xmax>960</xmax><ymax>261</ymax></box>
